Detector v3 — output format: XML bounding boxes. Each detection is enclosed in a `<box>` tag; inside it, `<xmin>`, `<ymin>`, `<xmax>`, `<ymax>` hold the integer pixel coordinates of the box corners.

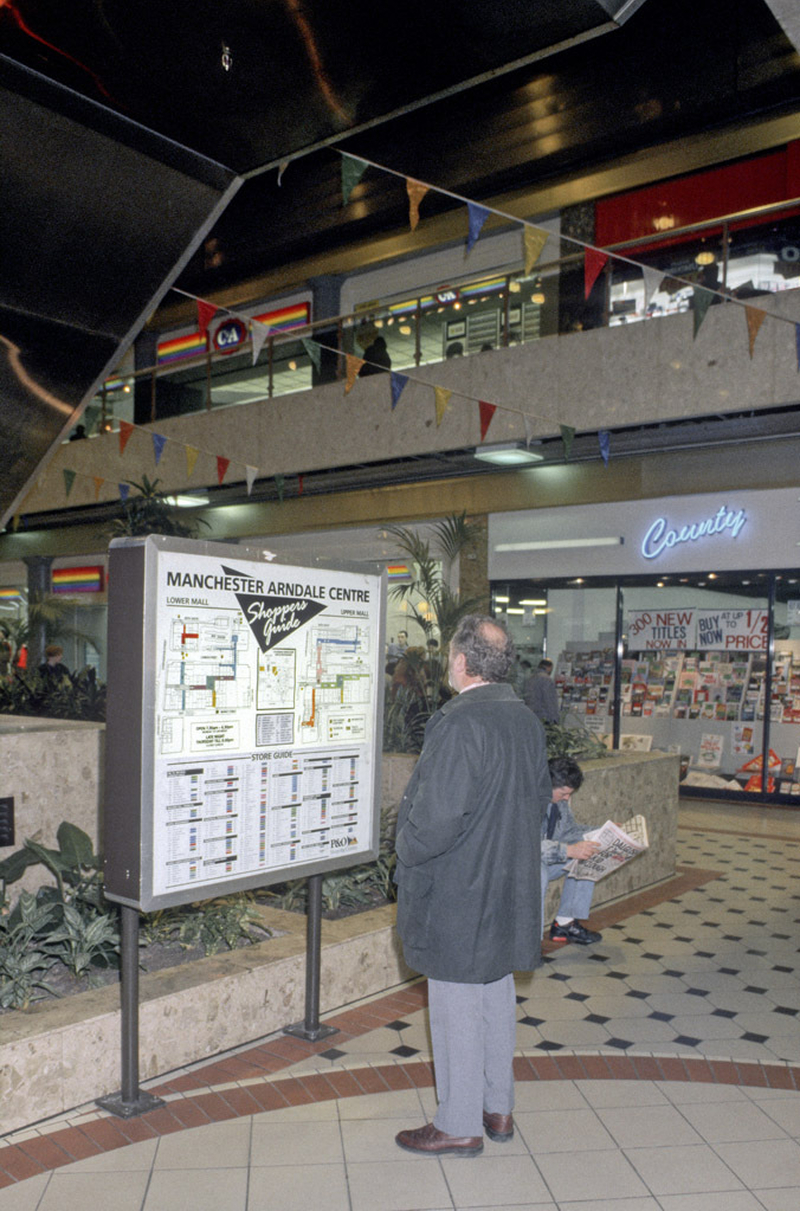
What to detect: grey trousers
<box><xmin>541</xmin><ymin>862</ymin><xmax>595</xmax><ymax>924</ymax></box>
<box><xmin>428</xmin><ymin>973</ymin><xmax>516</xmax><ymax>1138</ymax></box>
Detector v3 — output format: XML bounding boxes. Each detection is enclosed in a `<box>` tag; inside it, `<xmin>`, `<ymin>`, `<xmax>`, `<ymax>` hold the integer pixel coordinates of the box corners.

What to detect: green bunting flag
<box><xmin>301</xmin><ymin>338</ymin><xmax>322</xmax><ymax>373</ymax></box>
<box><xmin>341</xmin><ymin>155</ymin><xmax>368</xmax><ymax>206</ymax></box>
<box><xmin>63</xmin><ymin>469</ymin><xmax>76</xmax><ymax>498</ymax></box>
<box><xmin>560</xmin><ymin>424</ymin><xmax>576</xmax><ymax>460</ymax></box>
<box><xmin>692</xmin><ymin>287</ymin><xmax>714</xmax><ymax>338</ymax></box>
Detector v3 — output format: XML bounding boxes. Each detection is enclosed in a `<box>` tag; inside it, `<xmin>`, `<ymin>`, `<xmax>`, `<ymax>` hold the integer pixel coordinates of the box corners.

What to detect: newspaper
<box><xmin>565</xmin><ymin>814</ymin><xmax>649</xmax><ymax>882</ymax></box>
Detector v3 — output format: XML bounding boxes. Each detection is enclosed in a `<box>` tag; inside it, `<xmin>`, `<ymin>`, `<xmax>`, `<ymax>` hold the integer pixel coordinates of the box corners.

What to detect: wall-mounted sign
<box><xmin>627</xmin><ymin>607</ymin><xmax>767</xmax><ymax>652</ymax></box>
<box><xmin>212</xmin><ymin>317</ymin><xmax>248</xmax><ymax>354</ymax></box>
<box><xmin>640</xmin><ymin>505</ymin><xmax>747</xmax><ymax>560</ymax></box>
<box><xmin>104</xmin><ymin>536</ymin><xmax>385</xmax><ymax>911</ymax></box>
<box><xmin>435</xmin><ymin>288</ymin><xmax>460</xmax><ymax>304</ymax></box>
<box><xmin>52</xmin><ymin>566</ymin><xmax>104</xmax><ymax>594</ymax></box>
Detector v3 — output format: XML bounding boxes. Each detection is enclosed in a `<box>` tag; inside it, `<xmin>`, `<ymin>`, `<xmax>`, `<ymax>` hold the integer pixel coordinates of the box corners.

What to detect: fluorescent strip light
<box><xmin>519</xmin><ymin>599</ymin><xmax>547</xmax><ymax>606</ymax></box>
<box><xmin>505</xmin><ymin>608</ymin><xmax>525</xmax><ymax>614</ymax></box>
<box><xmin>474</xmin><ymin>443</ymin><xmax>544</xmax><ymax>466</ymax></box>
<box><xmin>496</xmin><ymin>537</ymin><xmax>624</xmax><ymax>551</ymax></box>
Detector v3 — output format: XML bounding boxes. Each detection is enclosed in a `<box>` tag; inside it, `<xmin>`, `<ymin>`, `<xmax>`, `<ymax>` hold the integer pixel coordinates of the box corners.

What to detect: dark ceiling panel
<box><xmin>0</xmin><ymin>56</ymin><xmax>240</xmax><ymax>528</ymax></box>
<box><xmin>0</xmin><ymin>0</ymin><xmax>647</xmax><ymax>174</ymax></box>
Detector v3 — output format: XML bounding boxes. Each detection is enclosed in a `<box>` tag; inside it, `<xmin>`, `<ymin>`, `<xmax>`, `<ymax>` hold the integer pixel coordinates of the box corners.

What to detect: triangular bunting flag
<box><xmin>560</xmin><ymin>424</ymin><xmax>576</xmax><ymax>460</ymax></box>
<box><xmin>11</xmin><ymin>514</ymin><xmax>21</xmax><ymax>532</ymax></box>
<box><xmin>407</xmin><ymin>178</ymin><xmax>429</xmax><ymax>231</ymax></box>
<box><xmin>796</xmin><ymin>324</ymin><xmax>800</xmax><ymax>372</ymax></box>
<box><xmin>598</xmin><ymin>429</ymin><xmax>610</xmax><ymax>467</ymax></box>
<box><xmin>119</xmin><ymin>420</ymin><xmax>134</xmax><ymax>455</ymax></box>
<box><xmin>251</xmin><ymin>321</ymin><xmax>270</xmax><ymax>365</ymax></box>
<box><xmin>642</xmin><ymin>266</ymin><xmax>663</xmax><ymax>310</ymax></box>
<box><xmin>345</xmin><ymin>354</ymin><xmax>364</xmax><ymax>393</ymax></box>
<box><xmin>274</xmin><ymin>473</ymin><xmax>285</xmax><ymax>502</ymax></box>
<box><xmin>63</xmin><ymin>469</ymin><xmax>76</xmax><ymax>498</ymax></box>
<box><xmin>390</xmin><ymin>372</ymin><xmax>409</xmax><ymax>409</ymax></box>
<box><xmin>276</xmin><ymin>158</ymin><xmax>289</xmax><ymax>186</ymax></box>
<box><xmin>245</xmin><ymin>466</ymin><xmax>258</xmax><ymax>496</ymax></box>
<box><xmin>186</xmin><ymin>446</ymin><xmax>199</xmax><ymax>478</ymax></box>
<box><xmin>434</xmin><ymin>386</ymin><xmax>452</xmax><ymax>427</ymax></box>
<box><xmin>692</xmin><ymin>287</ymin><xmax>714</xmax><ymax>338</ymax></box>
<box><xmin>217</xmin><ymin>456</ymin><xmax>230</xmax><ymax>485</ymax></box>
<box><xmin>745</xmin><ymin>305</ymin><xmax>766</xmax><ymax>359</ymax></box>
<box><xmin>341</xmin><ymin>155</ymin><xmax>368</xmax><ymax>206</ymax></box>
<box><xmin>523</xmin><ymin>414</ymin><xmax>534</xmax><ymax>446</ymax></box>
<box><xmin>152</xmin><ymin>432</ymin><xmax>167</xmax><ymax>465</ymax></box>
<box><xmin>584</xmin><ymin>248</ymin><xmax>608</xmax><ymax>299</ymax></box>
<box><xmin>523</xmin><ymin>227</ymin><xmax>548</xmax><ymax>276</ymax></box>
<box><xmin>93</xmin><ymin>477</ymin><xmax>104</xmax><ymax>501</ymax></box>
<box><xmin>298</xmin><ymin>474</ymin><xmax>304</xmax><ymax>495</ymax></box>
<box><xmin>197</xmin><ymin>300</ymin><xmax>217</xmax><ymax>338</ymax></box>
<box><xmin>301</xmin><ymin>338</ymin><xmax>322</xmax><ymax>373</ymax></box>
<box><xmin>466</xmin><ymin>202</ymin><xmax>491</xmax><ymax>253</ymax></box>
<box><xmin>119</xmin><ymin>483</ymin><xmax>130</xmax><ymax>502</ymax></box>
<box><xmin>479</xmin><ymin>401</ymin><xmax>497</xmax><ymax>441</ymax></box>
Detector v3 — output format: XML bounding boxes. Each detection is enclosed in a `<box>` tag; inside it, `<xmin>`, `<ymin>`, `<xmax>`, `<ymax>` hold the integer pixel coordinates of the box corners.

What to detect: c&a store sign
<box><xmin>627</xmin><ymin>608</ymin><xmax>768</xmax><ymax>652</ymax></box>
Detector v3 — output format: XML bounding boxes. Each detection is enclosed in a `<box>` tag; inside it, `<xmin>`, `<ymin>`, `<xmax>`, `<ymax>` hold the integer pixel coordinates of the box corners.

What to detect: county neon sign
<box><xmin>641</xmin><ymin>505</ymin><xmax>747</xmax><ymax>560</ymax></box>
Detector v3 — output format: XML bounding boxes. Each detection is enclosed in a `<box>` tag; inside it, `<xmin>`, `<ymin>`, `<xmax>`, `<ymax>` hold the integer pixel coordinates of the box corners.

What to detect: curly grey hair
<box><xmin>451</xmin><ymin>614</ymin><xmax>515</xmax><ymax>683</ymax></box>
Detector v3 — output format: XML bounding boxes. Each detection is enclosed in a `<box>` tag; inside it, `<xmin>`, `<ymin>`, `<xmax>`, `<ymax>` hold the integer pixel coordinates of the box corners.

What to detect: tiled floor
<box><xmin>1</xmin><ymin>797</ymin><xmax>800</xmax><ymax>1210</ymax></box>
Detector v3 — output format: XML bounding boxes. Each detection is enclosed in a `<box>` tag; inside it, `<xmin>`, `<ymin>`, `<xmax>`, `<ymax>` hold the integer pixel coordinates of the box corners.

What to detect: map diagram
<box><xmin>296</xmin><ymin>619</ymin><xmax>371</xmax><ymax>745</ymax></box>
<box><xmin>160</xmin><ymin>615</ymin><xmax>252</xmax><ymax>754</ymax></box>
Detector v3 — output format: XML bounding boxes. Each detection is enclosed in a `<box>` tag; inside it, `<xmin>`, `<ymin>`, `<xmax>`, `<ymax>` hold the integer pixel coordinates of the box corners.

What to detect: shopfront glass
<box><xmin>492</xmin><ymin>570</ymin><xmax>800</xmax><ymax>802</ymax></box>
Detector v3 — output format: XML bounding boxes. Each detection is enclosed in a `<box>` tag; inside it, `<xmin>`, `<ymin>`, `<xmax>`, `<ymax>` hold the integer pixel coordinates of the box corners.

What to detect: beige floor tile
<box><xmin>558</xmin><ymin>1201</ymin><xmax>659</xmax><ymax>1211</ymax></box>
<box><xmin>514</xmin><ymin>1082</ymin><xmax>589</xmax><ymax>1112</ymax></box>
<box><xmin>713</xmin><ymin>1138</ymin><xmax>800</xmax><ymax>1189</ymax></box>
<box><xmin>342</xmin><ymin>1116</ymin><xmax>439</xmax><ymax>1163</ymax></box>
<box><xmin>657</xmin><ymin>1192</ymin><xmax>767</xmax><ymax>1211</ymax></box>
<box><xmin>442</xmin><ymin>1153</ymin><xmax>551</xmax><ymax>1207</ymax></box>
<box><xmin>56</xmin><ymin>1138</ymin><xmax>158</xmax><ymax>1172</ymax></box>
<box><xmin>598</xmin><ymin>1104</ymin><xmax>704</xmax><ymax>1148</ymax></box>
<box><xmin>752</xmin><ymin>1188</ymin><xmax>800</xmax><ymax>1210</ymax></box>
<box><xmin>251</xmin><ymin>1097</ymin><xmax>338</xmax><ymax>1123</ymax></box>
<box><xmin>576</xmin><ymin>1079</ymin><xmax>668</xmax><ymax>1108</ymax></box>
<box><xmin>0</xmin><ymin>1175</ymin><xmax>50</xmax><ymax>1211</ymax></box>
<box><xmin>248</xmin><ymin>1162</ymin><xmax>350</xmax><ymax>1211</ymax></box>
<box><xmin>759</xmin><ymin>1097</ymin><xmax>800</xmax><ymax>1136</ymax></box>
<box><xmin>679</xmin><ymin>1098</ymin><xmax>789</xmax><ymax>1143</ymax></box>
<box><xmin>623</xmin><ymin>1143</ymin><xmax>746</xmax><ymax>1195</ymax></box>
<box><xmin>144</xmin><ymin>1167</ymin><xmax>248</xmax><ymax>1211</ymax></box>
<box><xmin>152</xmin><ymin>1118</ymin><xmax>251</xmax><ymax>1170</ymax></box>
<box><xmin>336</xmin><ymin>1087</ymin><xmax>426</xmax><ymax>1120</ymax></box>
<box><xmin>250</xmin><ymin>1118</ymin><xmax>343</xmax><ymax>1166</ymax></box>
<box><xmin>535</xmin><ymin>1148</ymin><xmax>649</xmax><ymax>1202</ymax></box>
<box><xmin>656</xmin><ymin>1080</ymin><xmax>748</xmax><ymax>1104</ymax></box>
<box><xmin>515</xmin><ymin>1107</ymin><xmax>615</xmax><ymax>1153</ymax></box>
<box><xmin>39</xmin><ymin>1170</ymin><xmax>150</xmax><ymax>1211</ymax></box>
<box><xmin>347</xmin><ymin>1158</ymin><xmax>453</xmax><ymax>1211</ymax></box>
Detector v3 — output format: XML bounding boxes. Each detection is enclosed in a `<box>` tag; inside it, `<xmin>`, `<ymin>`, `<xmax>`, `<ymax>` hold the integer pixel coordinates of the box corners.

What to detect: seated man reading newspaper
<box><xmin>542</xmin><ymin>756</ymin><xmax>649</xmax><ymax>945</ymax></box>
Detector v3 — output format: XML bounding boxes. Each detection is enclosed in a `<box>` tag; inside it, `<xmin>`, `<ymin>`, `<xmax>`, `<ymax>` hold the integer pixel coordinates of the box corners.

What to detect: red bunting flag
<box><xmin>119</xmin><ymin>420</ymin><xmax>134</xmax><ymax>455</ymax></box>
<box><xmin>584</xmin><ymin>248</ymin><xmax>608</xmax><ymax>299</ymax></box>
<box><xmin>217</xmin><ymin>456</ymin><xmax>230</xmax><ymax>485</ymax></box>
<box><xmin>93</xmin><ymin>477</ymin><xmax>104</xmax><ymax>501</ymax></box>
<box><xmin>479</xmin><ymin>401</ymin><xmax>497</xmax><ymax>441</ymax></box>
<box><xmin>197</xmin><ymin>300</ymin><xmax>217</xmax><ymax>338</ymax></box>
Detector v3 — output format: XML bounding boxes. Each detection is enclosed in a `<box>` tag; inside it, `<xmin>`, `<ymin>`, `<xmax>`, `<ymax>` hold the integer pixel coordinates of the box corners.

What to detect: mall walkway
<box><xmin>1</xmin><ymin>799</ymin><xmax>799</xmax><ymax>1211</ymax></box>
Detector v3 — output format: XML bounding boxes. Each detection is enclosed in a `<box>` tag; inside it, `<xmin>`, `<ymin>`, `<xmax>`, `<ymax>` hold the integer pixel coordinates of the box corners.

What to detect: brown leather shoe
<box><xmin>395</xmin><ymin>1122</ymin><xmax>483</xmax><ymax>1156</ymax></box>
<box><xmin>483</xmin><ymin>1110</ymin><xmax>514</xmax><ymax>1141</ymax></box>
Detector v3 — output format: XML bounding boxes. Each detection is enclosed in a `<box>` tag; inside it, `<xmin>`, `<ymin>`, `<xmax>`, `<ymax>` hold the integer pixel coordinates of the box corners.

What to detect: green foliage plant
<box><xmin>0</xmin><ymin>892</ymin><xmax>61</xmax><ymax>1009</ymax></box>
<box><xmin>139</xmin><ymin>894</ymin><xmax>267</xmax><ymax>959</ymax></box>
<box><xmin>108</xmin><ymin>475</ymin><xmax>210</xmax><ymax>539</ymax></box>
<box><xmin>0</xmin><ymin>666</ymin><xmax>107</xmax><ymax>722</ymax></box>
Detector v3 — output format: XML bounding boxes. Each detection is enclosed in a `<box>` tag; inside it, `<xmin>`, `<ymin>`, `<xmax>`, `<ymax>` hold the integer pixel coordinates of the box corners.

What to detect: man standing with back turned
<box><xmin>394</xmin><ymin>615</ymin><xmax>551</xmax><ymax>1156</ymax></box>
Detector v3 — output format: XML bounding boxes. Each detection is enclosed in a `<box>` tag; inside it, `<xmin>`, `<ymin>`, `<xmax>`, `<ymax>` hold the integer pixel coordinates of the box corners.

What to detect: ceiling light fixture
<box><xmin>474</xmin><ymin>442</ymin><xmax>544</xmax><ymax>467</ymax></box>
<box><xmin>496</xmin><ymin>536</ymin><xmax>623</xmax><ymax>551</ymax></box>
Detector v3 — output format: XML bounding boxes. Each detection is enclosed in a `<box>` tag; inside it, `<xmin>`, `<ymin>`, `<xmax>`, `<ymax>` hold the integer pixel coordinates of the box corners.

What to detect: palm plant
<box><xmin>108</xmin><ymin>475</ymin><xmax>209</xmax><ymax>539</ymax></box>
<box><xmin>383</xmin><ymin>513</ymin><xmax>486</xmax><ymax>750</ymax></box>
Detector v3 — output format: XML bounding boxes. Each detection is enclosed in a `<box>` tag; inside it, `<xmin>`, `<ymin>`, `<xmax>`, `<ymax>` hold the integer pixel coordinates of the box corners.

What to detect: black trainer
<box><xmin>549</xmin><ymin>920</ymin><xmax>602</xmax><ymax>945</ymax></box>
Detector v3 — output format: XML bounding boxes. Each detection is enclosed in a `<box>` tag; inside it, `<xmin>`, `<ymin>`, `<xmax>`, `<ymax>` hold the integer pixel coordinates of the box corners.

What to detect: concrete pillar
<box><xmin>308</xmin><ymin>274</ymin><xmax>345</xmax><ymax>385</ymax></box>
<box><xmin>22</xmin><ymin>555</ymin><xmax>53</xmax><ymax>669</ymax></box>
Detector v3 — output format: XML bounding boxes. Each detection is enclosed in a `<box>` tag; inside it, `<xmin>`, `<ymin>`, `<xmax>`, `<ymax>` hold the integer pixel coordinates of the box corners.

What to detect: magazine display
<box><xmin>565</xmin><ymin>814</ymin><xmax>649</xmax><ymax>882</ymax></box>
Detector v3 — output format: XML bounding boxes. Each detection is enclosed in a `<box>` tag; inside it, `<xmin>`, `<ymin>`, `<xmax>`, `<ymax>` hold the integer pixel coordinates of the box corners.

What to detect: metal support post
<box><xmin>283</xmin><ymin>874</ymin><xmax>337</xmax><ymax>1043</ymax></box>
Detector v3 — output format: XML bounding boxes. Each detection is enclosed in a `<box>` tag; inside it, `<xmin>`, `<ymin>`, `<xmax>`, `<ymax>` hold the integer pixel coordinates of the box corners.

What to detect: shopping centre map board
<box><xmin>103</xmin><ymin>536</ymin><xmax>386</xmax><ymax>911</ymax></box>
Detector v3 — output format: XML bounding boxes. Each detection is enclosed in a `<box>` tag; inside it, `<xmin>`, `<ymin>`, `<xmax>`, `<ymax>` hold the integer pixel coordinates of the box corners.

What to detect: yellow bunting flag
<box><xmin>745</xmin><ymin>305</ymin><xmax>766</xmax><ymax>359</ymax></box>
<box><xmin>407</xmin><ymin>179</ymin><xmax>429</xmax><ymax>232</ymax></box>
<box><xmin>93</xmin><ymin>477</ymin><xmax>104</xmax><ymax>501</ymax></box>
<box><xmin>345</xmin><ymin>354</ymin><xmax>364</xmax><ymax>393</ymax></box>
<box><xmin>119</xmin><ymin>420</ymin><xmax>134</xmax><ymax>455</ymax></box>
<box><xmin>434</xmin><ymin>386</ymin><xmax>452</xmax><ymax>427</ymax></box>
<box><xmin>186</xmin><ymin>446</ymin><xmax>199</xmax><ymax>478</ymax></box>
<box><xmin>523</xmin><ymin>227</ymin><xmax>548</xmax><ymax>276</ymax></box>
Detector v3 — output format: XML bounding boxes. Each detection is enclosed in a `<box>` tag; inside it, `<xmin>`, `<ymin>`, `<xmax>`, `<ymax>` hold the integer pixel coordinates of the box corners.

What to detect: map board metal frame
<box><xmin>104</xmin><ymin>535</ymin><xmax>386</xmax><ymax>911</ymax></box>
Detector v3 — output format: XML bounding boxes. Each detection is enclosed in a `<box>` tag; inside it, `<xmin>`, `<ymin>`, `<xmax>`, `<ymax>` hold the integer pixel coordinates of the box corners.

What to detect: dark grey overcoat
<box><xmin>394</xmin><ymin>682</ymin><xmax>551</xmax><ymax>984</ymax></box>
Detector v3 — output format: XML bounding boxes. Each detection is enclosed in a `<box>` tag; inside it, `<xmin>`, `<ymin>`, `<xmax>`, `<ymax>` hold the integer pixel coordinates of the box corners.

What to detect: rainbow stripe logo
<box><xmin>52</xmin><ymin>567</ymin><xmax>104</xmax><ymax>594</ymax></box>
